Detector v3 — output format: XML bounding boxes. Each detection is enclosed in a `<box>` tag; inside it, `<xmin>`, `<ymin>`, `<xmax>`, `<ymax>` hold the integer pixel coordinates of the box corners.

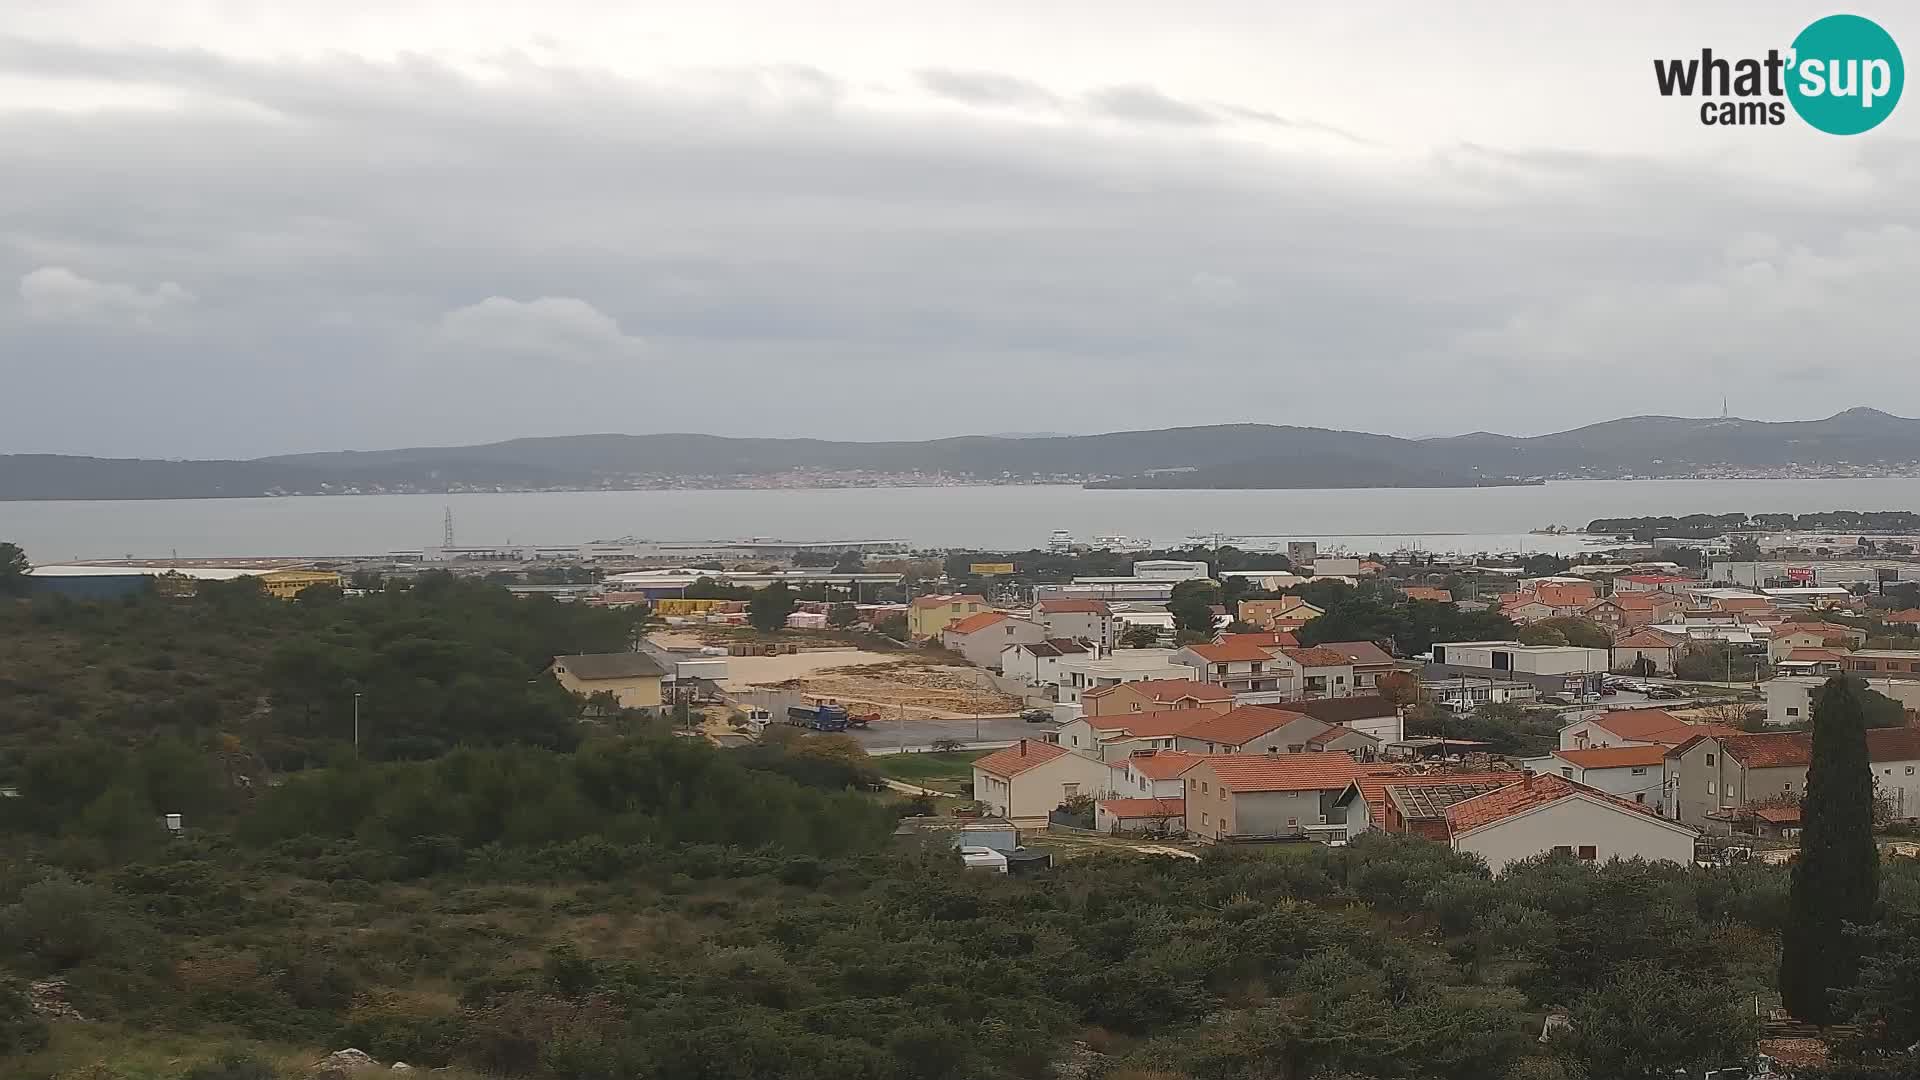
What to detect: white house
<box><xmin>1557</xmin><ymin>708</ymin><xmax>1738</xmax><ymax>751</ymax></box>
<box><xmin>970</xmin><ymin>740</ymin><xmax>1116</xmax><ymax>825</ymax></box>
<box><xmin>1055</xmin><ymin>649</ymin><xmax>1199</xmax><ymax>703</ymax></box>
<box><xmin>1869</xmin><ymin>728</ymin><xmax>1920</xmax><ymax>820</ymax></box>
<box><xmin>1445</xmin><ymin>773</ymin><xmax>1699</xmax><ymax>875</ymax></box>
<box><xmin>1053</xmin><ymin>708</ymin><xmax>1219</xmax><ymax>760</ymax></box>
<box><xmin>1107</xmin><ymin>748</ymin><xmax>1204</xmax><ymax>799</ymax></box>
<box><xmin>1000</xmin><ymin>638</ymin><xmax>1090</xmax><ymax>687</ymax></box>
<box><xmin>1173</xmin><ymin>640</ymin><xmax>1291</xmax><ymax>695</ymax></box>
<box><xmin>942</xmin><ymin>612</ymin><xmax>1046</xmax><ymax>669</ymax></box>
<box><xmin>1520</xmin><ymin>745</ymin><xmax>1669</xmax><ymax>813</ymax></box>
<box><xmin>1031</xmin><ymin>599</ymin><xmax>1116</xmax><ymax>653</ymax></box>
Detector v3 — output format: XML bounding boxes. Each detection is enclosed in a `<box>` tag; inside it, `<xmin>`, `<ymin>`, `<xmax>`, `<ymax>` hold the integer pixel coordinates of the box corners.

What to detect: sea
<box><xmin>7</xmin><ymin>477</ymin><xmax>1920</xmax><ymax>562</ymax></box>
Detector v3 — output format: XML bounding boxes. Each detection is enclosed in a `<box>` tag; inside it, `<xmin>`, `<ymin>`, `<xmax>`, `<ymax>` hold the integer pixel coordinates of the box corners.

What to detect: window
<box><xmin>1131</xmin><ymin>703</ymin><xmax>1141</xmax><ymax>712</ymax></box>
<box><xmin>1707</xmin><ymin>781</ymin><xmax>1716</xmax><ymax>795</ymax></box>
<box><xmin>1336</xmin><ymin>676</ymin><xmax>1345</xmax><ymax>684</ymax></box>
<box><xmin>1787</xmin><ymin>707</ymin><xmax>1800</xmax><ymax>717</ymax></box>
<box><xmin>1909</xmin><ymin>766</ymin><xmax>1916</xmax><ymax>776</ymax></box>
<box><xmin>1578</xmin><ymin>845</ymin><xmax>1597</xmax><ymax>861</ymax></box>
<box><xmin>1635</xmin><ymin>793</ymin><xmax>1646</xmax><ymax>804</ymax></box>
<box><xmin>1189</xmin><ymin>778</ymin><xmax>1197</xmax><ymax>791</ymax></box>
<box><xmin>1201</xmin><ymin>782</ymin><xmax>1209</xmax><ymax>793</ymax></box>
<box><xmin>1631</xmin><ymin>767</ymin><xmax>1647</xmax><ymax>776</ymax></box>
<box><xmin>1287</xmin><ymin>818</ymin><xmax>1297</xmax><ymax>827</ymax></box>
<box><xmin>1200</xmin><ymin>812</ymin><xmax>1209</xmax><ymax>826</ymax></box>
<box><xmin>1552</xmin><ymin>845</ymin><xmax>1572</xmax><ymax>856</ymax></box>
<box><xmin>1063</xmin><ymin>783</ymin><xmax>1079</xmax><ymax>798</ymax></box>
<box><xmin>1266</xmin><ymin>746</ymin><xmax>1278</xmax><ymax>754</ymax></box>
<box><xmin>1560</xmin><ymin>767</ymin><xmax>1573</xmax><ymax>779</ymax></box>
<box><xmin>1705</xmin><ymin>753</ymin><xmax>1716</xmax><ymax>766</ymax></box>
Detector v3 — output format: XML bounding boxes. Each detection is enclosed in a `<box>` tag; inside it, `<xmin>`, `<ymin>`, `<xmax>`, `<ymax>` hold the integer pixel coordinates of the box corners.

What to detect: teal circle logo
<box><xmin>1787</xmin><ymin>14</ymin><xmax>1903</xmax><ymax>134</ymax></box>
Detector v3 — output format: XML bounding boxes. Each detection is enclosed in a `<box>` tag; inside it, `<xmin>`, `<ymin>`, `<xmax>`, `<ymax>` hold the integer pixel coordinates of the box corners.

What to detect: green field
<box><xmin>875</xmin><ymin>749</ymin><xmax>987</xmax><ymax>793</ymax></box>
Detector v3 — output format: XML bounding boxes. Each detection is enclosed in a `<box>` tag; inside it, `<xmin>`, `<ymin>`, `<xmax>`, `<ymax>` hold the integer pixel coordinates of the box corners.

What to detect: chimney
<box><xmin>1020</xmin><ymin>741</ymin><xmax>1027</xmax><ymax>757</ymax></box>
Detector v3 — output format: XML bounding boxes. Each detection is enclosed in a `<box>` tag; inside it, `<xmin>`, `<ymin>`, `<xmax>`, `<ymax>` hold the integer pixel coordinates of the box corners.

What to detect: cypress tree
<box><xmin>1779</xmin><ymin>675</ymin><xmax>1880</xmax><ymax>1023</ymax></box>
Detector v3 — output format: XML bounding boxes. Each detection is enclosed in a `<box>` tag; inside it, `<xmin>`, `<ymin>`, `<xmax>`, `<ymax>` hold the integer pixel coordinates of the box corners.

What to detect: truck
<box><xmin>787</xmin><ymin>702</ymin><xmax>851</xmax><ymax>731</ymax></box>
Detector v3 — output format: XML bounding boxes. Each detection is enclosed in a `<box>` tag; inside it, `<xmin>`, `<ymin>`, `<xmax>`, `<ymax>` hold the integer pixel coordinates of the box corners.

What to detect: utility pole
<box><xmin>352</xmin><ymin>692</ymin><xmax>361</xmax><ymax>754</ymax></box>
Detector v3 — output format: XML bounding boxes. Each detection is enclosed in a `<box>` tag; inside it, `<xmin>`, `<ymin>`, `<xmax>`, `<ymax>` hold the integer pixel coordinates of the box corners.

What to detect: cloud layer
<box><xmin>0</xmin><ymin>6</ymin><xmax>1917</xmax><ymax>456</ymax></box>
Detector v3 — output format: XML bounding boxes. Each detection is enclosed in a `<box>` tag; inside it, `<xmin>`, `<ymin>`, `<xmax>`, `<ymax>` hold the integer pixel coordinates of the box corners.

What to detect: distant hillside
<box><xmin>4</xmin><ymin>408</ymin><xmax>1918</xmax><ymax>500</ymax></box>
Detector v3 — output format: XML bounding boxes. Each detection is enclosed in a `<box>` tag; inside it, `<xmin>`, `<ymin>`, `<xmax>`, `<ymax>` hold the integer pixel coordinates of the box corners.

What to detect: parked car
<box><xmin>1020</xmin><ymin>707</ymin><xmax>1052</xmax><ymax>723</ymax></box>
<box><xmin>1540</xmin><ymin>693</ymin><xmax>1575</xmax><ymax>706</ymax></box>
<box><xmin>1644</xmin><ymin>685</ymin><xmax>1684</xmax><ymax>700</ymax></box>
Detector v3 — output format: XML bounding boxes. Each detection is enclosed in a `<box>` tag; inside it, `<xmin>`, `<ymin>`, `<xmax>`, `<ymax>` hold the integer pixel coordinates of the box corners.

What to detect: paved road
<box><xmin>852</xmin><ymin>715</ymin><xmax>1048</xmax><ymax>753</ymax></box>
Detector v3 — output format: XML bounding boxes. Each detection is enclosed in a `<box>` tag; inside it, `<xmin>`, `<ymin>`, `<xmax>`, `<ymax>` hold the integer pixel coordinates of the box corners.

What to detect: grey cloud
<box><xmin>1085</xmin><ymin>84</ymin><xmax>1216</xmax><ymax>126</ymax></box>
<box><xmin>435</xmin><ymin>296</ymin><xmax>645</xmax><ymax>362</ymax></box>
<box><xmin>916</xmin><ymin>68</ymin><xmax>1061</xmax><ymax>110</ymax></box>
<box><xmin>18</xmin><ymin>266</ymin><xmax>194</xmax><ymax>325</ymax></box>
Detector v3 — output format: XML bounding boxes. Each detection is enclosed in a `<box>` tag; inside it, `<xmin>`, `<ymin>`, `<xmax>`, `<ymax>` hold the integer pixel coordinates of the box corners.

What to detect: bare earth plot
<box><xmin>766</xmin><ymin>661</ymin><xmax>1023</xmax><ymax>718</ymax></box>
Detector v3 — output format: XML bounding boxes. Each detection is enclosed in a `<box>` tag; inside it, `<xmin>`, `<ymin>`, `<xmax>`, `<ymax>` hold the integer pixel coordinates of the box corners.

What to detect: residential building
<box><xmin>1175</xmin><ymin>640</ymin><xmax>1291</xmax><ymax>695</ymax></box>
<box><xmin>1032</xmin><ymin>599</ymin><xmax>1116</xmax><ymax>653</ymax></box>
<box><xmin>1869</xmin><ymin>727</ymin><xmax>1920</xmax><ymax>819</ymax></box>
<box><xmin>1214</xmin><ymin>630</ymin><xmax>1300</xmax><ymax>650</ymax></box>
<box><xmin>1583</xmin><ymin>592</ymin><xmax>1681</xmax><ymax>632</ymax></box>
<box><xmin>1427</xmin><ymin>641</ymin><xmax>1610</xmax><ymax>698</ymax></box>
<box><xmin>1175</xmin><ymin>706</ymin><xmax>1331</xmax><ymax>756</ymax></box>
<box><xmin>1768</xmin><ymin>621</ymin><xmax>1868</xmax><ymax>662</ymax></box>
<box><xmin>971</xmin><ymin>740</ymin><xmax>1116</xmax><ymax>825</ymax></box>
<box><xmin>1884</xmin><ymin>609</ymin><xmax>1920</xmax><ymax>626</ymax></box>
<box><xmin>1844</xmin><ymin>650</ymin><xmax>1920</xmax><ymax>680</ymax></box>
<box><xmin>1000</xmin><ymin>638</ymin><xmax>1091</xmax><ymax>687</ymax></box>
<box><xmin>1446</xmin><ymin>773</ymin><xmax>1699</xmax><ymax>874</ymax></box>
<box><xmin>549</xmin><ymin>652</ymin><xmax>666</xmax><ymax>711</ymax></box>
<box><xmin>1664</xmin><ymin>732</ymin><xmax>1810</xmax><ymax>828</ymax></box>
<box><xmin>1055</xmin><ymin>708</ymin><xmax>1223</xmax><ymax>760</ymax></box>
<box><xmin>1107</xmin><ymin>748</ymin><xmax>1205</xmax><ymax>798</ymax></box>
<box><xmin>1181</xmin><ymin>753</ymin><xmax>1360</xmax><ymax>843</ymax></box>
<box><xmin>1521</xmin><ymin>745</ymin><xmax>1670</xmax><ymax>813</ymax></box>
<box><xmin>1312</xmin><ymin>556</ymin><xmax>1363</xmax><ymax>577</ymax></box>
<box><xmin>1055</xmin><ymin>650</ymin><xmax>1200</xmax><ymax>703</ymax></box>
<box><xmin>1611</xmin><ymin>628</ymin><xmax>1687</xmax><ymax>675</ymax></box>
<box><xmin>1304</xmin><ymin>640</ymin><xmax>1395</xmax><ymax>690</ymax></box>
<box><xmin>1082</xmin><ymin>678</ymin><xmax>1233</xmax><ymax>717</ymax></box>
<box><xmin>1775</xmin><ymin>648</ymin><xmax>1847</xmax><ymax>677</ymax></box>
<box><xmin>1559</xmin><ymin>708</ymin><xmax>1739</xmax><ymax>752</ymax></box>
<box><xmin>1337</xmin><ymin>771</ymin><xmax>1525</xmax><ymax>837</ymax></box>
<box><xmin>1236</xmin><ymin>597</ymin><xmax>1324</xmax><ymax>633</ymax></box>
<box><xmin>1094</xmin><ymin>797</ymin><xmax>1186</xmax><ymax>835</ymax></box>
<box><xmin>1289</xmin><ymin>695</ymin><xmax>1406</xmax><ymax>744</ymax></box>
<box><xmin>907</xmin><ymin>593</ymin><xmax>989</xmax><ymax>640</ymax></box>
<box><xmin>941</xmin><ymin>612</ymin><xmax>1046</xmax><ymax>669</ymax></box>
<box><xmin>1399</xmin><ymin>586</ymin><xmax>1453</xmax><ymax>603</ymax></box>
<box><xmin>1268</xmin><ymin>647</ymin><xmax>1356</xmax><ymax>700</ymax></box>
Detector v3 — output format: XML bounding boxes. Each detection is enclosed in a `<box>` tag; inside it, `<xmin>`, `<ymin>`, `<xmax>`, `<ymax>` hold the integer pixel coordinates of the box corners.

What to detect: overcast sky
<box><xmin>4</xmin><ymin>1</ymin><xmax>1919</xmax><ymax>458</ymax></box>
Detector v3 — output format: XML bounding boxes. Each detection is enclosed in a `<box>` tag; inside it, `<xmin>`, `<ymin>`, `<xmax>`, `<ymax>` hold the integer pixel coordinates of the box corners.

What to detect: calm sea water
<box><xmin>7</xmin><ymin>478</ymin><xmax>1920</xmax><ymax>561</ymax></box>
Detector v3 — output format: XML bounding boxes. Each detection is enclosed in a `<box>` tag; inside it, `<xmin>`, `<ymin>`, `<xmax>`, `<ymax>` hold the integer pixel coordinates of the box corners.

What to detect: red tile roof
<box><xmin>1718</xmin><ymin>733</ymin><xmax>1811</xmax><ymax>768</ymax></box>
<box><xmin>1310</xmin><ymin>640</ymin><xmax>1396</xmax><ymax>666</ymax></box>
<box><xmin>1096</xmin><ymin>797</ymin><xmax>1184</xmax><ymax>819</ymax></box>
<box><xmin>1192</xmin><ymin>752</ymin><xmax>1359</xmax><ymax>793</ymax></box>
<box><xmin>1084</xmin><ymin>678</ymin><xmax>1232</xmax><ymax>703</ymax></box>
<box><xmin>1088</xmin><ymin>707</ymin><xmax>1228</xmax><ymax>739</ymax></box>
<box><xmin>1121</xmin><ymin>749</ymin><xmax>1206</xmax><ymax>779</ymax></box>
<box><xmin>1868</xmin><ymin>727</ymin><xmax>1920</xmax><ymax>762</ymax></box>
<box><xmin>1883</xmin><ymin>609</ymin><xmax>1920</xmax><ymax>624</ymax></box>
<box><xmin>1178</xmin><ymin>705</ymin><xmax>1310</xmax><ymax>747</ymax></box>
<box><xmin>1533</xmin><ymin>583</ymin><xmax>1599</xmax><ymax>607</ymax></box>
<box><xmin>1589</xmin><ymin>709</ymin><xmax>1740</xmax><ymax>747</ymax></box>
<box><xmin>973</xmin><ymin>739</ymin><xmax>1071</xmax><ymax>778</ymax></box>
<box><xmin>1284</xmin><ymin>647</ymin><xmax>1354</xmax><ymax>667</ymax></box>
<box><xmin>1749</xmin><ymin>805</ymin><xmax>1802</xmax><ymax>824</ymax></box>
<box><xmin>1399</xmin><ymin>586</ymin><xmax>1453</xmax><ymax>603</ymax></box>
<box><xmin>1785</xmin><ymin>647</ymin><xmax>1847</xmax><ymax>663</ymax></box>
<box><xmin>1186</xmin><ymin>640</ymin><xmax>1279</xmax><ymax>663</ymax></box>
<box><xmin>1553</xmin><ymin>745</ymin><xmax>1669</xmax><ymax>769</ymax></box>
<box><xmin>1446</xmin><ymin>772</ymin><xmax>1660</xmax><ymax>834</ymax></box>
<box><xmin>943</xmin><ymin>611</ymin><xmax>1009</xmax><ymax>636</ymax></box>
<box><xmin>1037</xmin><ymin>599</ymin><xmax>1112</xmax><ymax>615</ymax></box>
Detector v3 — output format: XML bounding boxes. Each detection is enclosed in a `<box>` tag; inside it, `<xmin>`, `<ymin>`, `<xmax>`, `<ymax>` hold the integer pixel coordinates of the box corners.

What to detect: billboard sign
<box><xmin>970</xmin><ymin>562</ymin><xmax>1015</xmax><ymax>576</ymax></box>
<box><xmin>1787</xmin><ymin>566</ymin><xmax>1814</xmax><ymax>583</ymax></box>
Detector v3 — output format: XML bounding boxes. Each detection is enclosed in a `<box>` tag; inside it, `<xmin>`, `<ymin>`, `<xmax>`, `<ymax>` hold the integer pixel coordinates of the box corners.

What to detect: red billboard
<box><xmin>1787</xmin><ymin>567</ymin><xmax>1814</xmax><ymax>583</ymax></box>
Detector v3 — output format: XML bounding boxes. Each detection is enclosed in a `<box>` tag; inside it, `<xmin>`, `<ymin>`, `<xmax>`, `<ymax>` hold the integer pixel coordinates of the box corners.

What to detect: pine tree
<box><xmin>1779</xmin><ymin>675</ymin><xmax>1880</xmax><ymax>1023</ymax></box>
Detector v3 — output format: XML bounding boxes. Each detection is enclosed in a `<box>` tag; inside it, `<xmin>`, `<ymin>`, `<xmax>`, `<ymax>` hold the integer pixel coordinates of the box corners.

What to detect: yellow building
<box><xmin>907</xmin><ymin>593</ymin><xmax>989</xmax><ymax>640</ymax></box>
<box><xmin>257</xmin><ymin>569</ymin><xmax>343</xmax><ymax>599</ymax></box>
<box><xmin>654</xmin><ymin>598</ymin><xmax>735</xmax><ymax>617</ymax></box>
<box><xmin>550</xmin><ymin>652</ymin><xmax>667</xmax><ymax>711</ymax></box>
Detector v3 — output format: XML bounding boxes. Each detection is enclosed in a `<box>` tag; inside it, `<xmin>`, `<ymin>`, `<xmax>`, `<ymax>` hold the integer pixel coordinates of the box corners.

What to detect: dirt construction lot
<box><xmin>768</xmin><ymin>661</ymin><xmax>1022</xmax><ymax>718</ymax></box>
